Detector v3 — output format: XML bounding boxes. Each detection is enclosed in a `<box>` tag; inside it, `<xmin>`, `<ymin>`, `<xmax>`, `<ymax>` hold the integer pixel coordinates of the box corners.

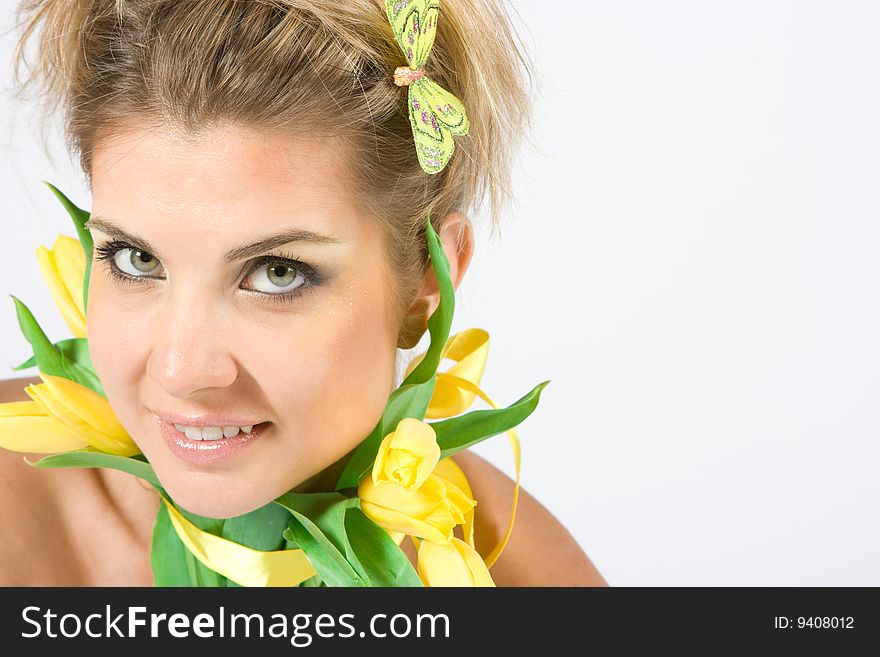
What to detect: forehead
<box><xmin>90</xmin><ymin>123</ymin><xmax>363</xmax><ymax>239</ymax></box>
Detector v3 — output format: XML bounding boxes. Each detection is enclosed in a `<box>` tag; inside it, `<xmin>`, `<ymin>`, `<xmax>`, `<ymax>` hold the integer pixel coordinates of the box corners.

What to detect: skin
<box><xmin>0</xmin><ymin>124</ymin><xmax>607</xmax><ymax>586</ymax></box>
<box><xmin>85</xmin><ymin>124</ymin><xmax>403</xmax><ymax>519</ymax></box>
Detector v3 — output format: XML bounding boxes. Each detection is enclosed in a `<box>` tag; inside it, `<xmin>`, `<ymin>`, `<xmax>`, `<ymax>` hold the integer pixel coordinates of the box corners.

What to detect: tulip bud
<box><xmin>371</xmin><ymin>417</ymin><xmax>440</xmax><ymax>490</ymax></box>
<box><xmin>417</xmin><ymin>536</ymin><xmax>495</xmax><ymax>587</ymax></box>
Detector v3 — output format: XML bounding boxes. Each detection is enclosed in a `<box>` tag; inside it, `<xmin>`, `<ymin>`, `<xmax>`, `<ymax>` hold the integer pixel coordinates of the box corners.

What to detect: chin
<box><xmin>156</xmin><ymin>468</ymin><xmax>282</xmax><ymax>520</ymax></box>
<box><xmin>174</xmin><ymin>496</ymin><xmax>263</xmax><ymax>520</ymax></box>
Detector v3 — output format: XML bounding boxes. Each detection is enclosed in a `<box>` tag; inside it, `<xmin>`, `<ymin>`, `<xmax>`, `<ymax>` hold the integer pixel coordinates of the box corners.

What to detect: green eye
<box><xmin>94</xmin><ymin>241</ymin><xmax>164</xmax><ymax>278</ymax></box>
<box><xmin>249</xmin><ymin>260</ymin><xmax>306</xmax><ymax>294</ymax></box>
<box><xmin>122</xmin><ymin>248</ymin><xmax>160</xmax><ymax>274</ymax></box>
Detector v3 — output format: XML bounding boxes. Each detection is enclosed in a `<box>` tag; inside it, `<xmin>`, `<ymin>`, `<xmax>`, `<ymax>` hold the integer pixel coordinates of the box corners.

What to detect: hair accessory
<box><xmin>385</xmin><ymin>0</ymin><xmax>470</xmax><ymax>175</ymax></box>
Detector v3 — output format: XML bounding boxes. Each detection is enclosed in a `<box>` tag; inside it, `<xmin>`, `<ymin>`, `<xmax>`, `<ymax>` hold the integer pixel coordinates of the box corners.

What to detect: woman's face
<box><xmin>86</xmin><ymin>124</ymin><xmax>399</xmax><ymax>518</ymax></box>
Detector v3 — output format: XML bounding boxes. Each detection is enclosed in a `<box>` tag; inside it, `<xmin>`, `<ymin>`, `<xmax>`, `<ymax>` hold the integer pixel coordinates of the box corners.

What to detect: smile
<box><xmin>173</xmin><ymin>423</ymin><xmax>257</xmax><ymax>440</ymax></box>
<box><xmin>156</xmin><ymin>417</ymin><xmax>271</xmax><ymax>465</ymax></box>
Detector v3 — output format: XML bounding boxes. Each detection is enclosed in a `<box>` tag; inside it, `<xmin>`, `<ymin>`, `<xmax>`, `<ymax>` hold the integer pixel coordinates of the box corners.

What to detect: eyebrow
<box><xmin>83</xmin><ymin>216</ymin><xmax>344</xmax><ymax>263</ymax></box>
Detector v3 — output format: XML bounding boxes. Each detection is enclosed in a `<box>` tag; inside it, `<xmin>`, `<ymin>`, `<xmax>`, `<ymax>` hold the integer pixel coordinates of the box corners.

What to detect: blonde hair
<box><xmin>12</xmin><ymin>0</ymin><xmax>535</xmax><ymax>340</ymax></box>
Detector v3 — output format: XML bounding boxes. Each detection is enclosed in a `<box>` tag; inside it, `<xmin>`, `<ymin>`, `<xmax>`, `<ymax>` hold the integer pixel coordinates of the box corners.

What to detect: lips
<box><xmin>153</xmin><ymin>410</ymin><xmax>268</xmax><ymax>427</ymax></box>
<box><xmin>156</xmin><ymin>416</ymin><xmax>270</xmax><ymax>465</ymax></box>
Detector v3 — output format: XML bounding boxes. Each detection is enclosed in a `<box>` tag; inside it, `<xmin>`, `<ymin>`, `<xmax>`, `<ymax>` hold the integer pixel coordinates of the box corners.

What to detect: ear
<box><xmin>397</xmin><ymin>211</ymin><xmax>474</xmax><ymax>349</ymax></box>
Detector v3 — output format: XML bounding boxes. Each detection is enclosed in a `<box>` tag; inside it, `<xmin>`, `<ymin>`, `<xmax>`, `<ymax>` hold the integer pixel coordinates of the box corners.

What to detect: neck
<box><xmin>94</xmin><ymin>466</ymin><xmax>161</xmax><ymax>545</ymax></box>
<box><xmin>289</xmin><ymin>451</ymin><xmax>350</xmax><ymax>494</ymax></box>
<box><xmin>58</xmin><ymin>465</ymin><xmax>161</xmax><ymax>585</ymax></box>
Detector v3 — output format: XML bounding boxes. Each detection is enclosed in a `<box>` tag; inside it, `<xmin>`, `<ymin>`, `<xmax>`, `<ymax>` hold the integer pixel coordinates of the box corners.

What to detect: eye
<box><xmin>112</xmin><ymin>246</ymin><xmax>163</xmax><ymax>277</ymax></box>
<box><xmin>244</xmin><ymin>258</ymin><xmax>309</xmax><ymax>295</ymax></box>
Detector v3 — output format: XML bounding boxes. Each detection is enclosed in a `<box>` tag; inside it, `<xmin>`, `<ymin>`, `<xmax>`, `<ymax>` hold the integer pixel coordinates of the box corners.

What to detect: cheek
<box><xmin>260</xmin><ymin>275</ymin><xmax>398</xmax><ymax>442</ymax></box>
<box><xmin>85</xmin><ymin>263</ymin><xmax>399</xmax><ymax>479</ymax></box>
<box><xmin>85</xmin><ymin>279</ymin><xmax>151</xmax><ymax>427</ymax></box>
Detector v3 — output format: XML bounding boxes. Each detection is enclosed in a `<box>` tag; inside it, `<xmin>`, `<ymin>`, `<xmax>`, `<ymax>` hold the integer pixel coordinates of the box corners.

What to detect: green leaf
<box><xmin>275</xmin><ymin>492</ymin><xmax>368</xmax><ymax>587</ymax></box>
<box><xmin>11</xmin><ymin>295</ymin><xmax>63</xmax><ymax>372</ymax></box>
<box><xmin>9</xmin><ymin>296</ymin><xmax>105</xmax><ymax>396</ymax></box>
<box><xmin>42</xmin><ymin>181</ymin><xmax>93</xmax><ymax>314</ymax></box>
<box><xmin>344</xmin><ymin>506</ymin><xmax>423</xmax><ymax>587</ymax></box>
<box><xmin>28</xmin><ymin>449</ymin><xmax>162</xmax><ymax>488</ymax></box>
<box><xmin>283</xmin><ymin>518</ymin><xmax>364</xmax><ymax>587</ymax></box>
<box><xmin>433</xmin><ymin>380</ymin><xmax>551</xmax><ymax>458</ymax></box>
<box><xmin>10</xmin><ymin>356</ymin><xmax>33</xmax><ymax>371</ymax></box>
<box><xmin>220</xmin><ymin>501</ymin><xmax>291</xmax><ymax>552</ymax></box>
<box><xmin>151</xmin><ymin>502</ymin><xmax>190</xmax><ymax>586</ymax></box>
<box><xmin>400</xmin><ymin>212</ymin><xmax>455</xmax><ymax>387</ymax></box>
<box><xmin>12</xmin><ymin>337</ymin><xmax>95</xmax><ymax>373</ymax></box>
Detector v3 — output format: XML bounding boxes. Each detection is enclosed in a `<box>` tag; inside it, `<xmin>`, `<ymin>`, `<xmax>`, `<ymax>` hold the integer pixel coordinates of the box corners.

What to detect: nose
<box><xmin>146</xmin><ymin>290</ymin><xmax>239</xmax><ymax>399</ymax></box>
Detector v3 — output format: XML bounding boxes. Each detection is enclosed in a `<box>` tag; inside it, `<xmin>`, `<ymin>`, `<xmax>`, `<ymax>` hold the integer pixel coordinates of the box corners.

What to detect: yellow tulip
<box><xmin>417</xmin><ymin>536</ymin><xmax>495</xmax><ymax>587</ymax></box>
<box><xmin>36</xmin><ymin>235</ymin><xmax>87</xmax><ymax>338</ymax></box>
<box><xmin>431</xmin><ymin>456</ymin><xmax>476</xmax><ymax>546</ymax></box>
<box><xmin>371</xmin><ymin>417</ymin><xmax>440</xmax><ymax>490</ymax></box>
<box><xmin>358</xmin><ymin>457</ymin><xmax>476</xmax><ymax>544</ymax></box>
<box><xmin>19</xmin><ymin>373</ymin><xmax>139</xmax><ymax>456</ymax></box>
<box><xmin>0</xmin><ymin>399</ymin><xmax>89</xmax><ymax>453</ymax></box>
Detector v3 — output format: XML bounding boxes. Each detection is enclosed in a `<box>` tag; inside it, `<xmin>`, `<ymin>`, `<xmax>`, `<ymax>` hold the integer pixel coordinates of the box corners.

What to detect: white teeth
<box><xmin>171</xmin><ymin>422</ymin><xmax>260</xmax><ymax>440</ymax></box>
<box><xmin>201</xmin><ymin>426</ymin><xmax>223</xmax><ymax>440</ymax></box>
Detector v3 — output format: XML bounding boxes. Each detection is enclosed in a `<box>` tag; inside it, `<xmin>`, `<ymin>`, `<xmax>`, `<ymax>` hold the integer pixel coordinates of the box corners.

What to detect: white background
<box><xmin>2</xmin><ymin>1</ymin><xmax>878</xmax><ymax>585</ymax></box>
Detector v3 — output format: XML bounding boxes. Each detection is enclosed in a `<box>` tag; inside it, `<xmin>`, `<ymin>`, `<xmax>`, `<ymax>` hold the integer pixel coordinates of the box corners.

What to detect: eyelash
<box><xmin>93</xmin><ymin>240</ymin><xmax>322</xmax><ymax>305</ymax></box>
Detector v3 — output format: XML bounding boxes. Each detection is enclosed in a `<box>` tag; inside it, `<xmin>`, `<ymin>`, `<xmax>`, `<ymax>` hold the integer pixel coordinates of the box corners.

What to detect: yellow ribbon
<box><xmin>163</xmin><ymin>327</ymin><xmax>520</xmax><ymax>582</ymax></box>
<box><xmin>160</xmin><ymin>495</ymin><xmax>317</xmax><ymax>587</ymax></box>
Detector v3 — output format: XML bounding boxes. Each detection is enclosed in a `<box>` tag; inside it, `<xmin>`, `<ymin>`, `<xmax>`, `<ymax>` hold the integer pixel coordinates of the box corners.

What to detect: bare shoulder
<box><xmin>0</xmin><ymin>440</ymin><xmax>83</xmax><ymax>585</ymax></box>
<box><xmin>0</xmin><ymin>376</ymin><xmax>85</xmax><ymax>584</ymax></box>
<box><xmin>451</xmin><ymin>449</ymin><xmax>608</xmax><ymax>587</ymax></box>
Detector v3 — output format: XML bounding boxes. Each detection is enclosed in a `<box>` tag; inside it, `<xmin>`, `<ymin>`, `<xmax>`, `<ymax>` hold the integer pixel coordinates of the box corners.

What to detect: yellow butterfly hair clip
<box><xmin>385</xmin><ymin>0</ymin><xmax>470</xmax><ymax>174</ymax></box>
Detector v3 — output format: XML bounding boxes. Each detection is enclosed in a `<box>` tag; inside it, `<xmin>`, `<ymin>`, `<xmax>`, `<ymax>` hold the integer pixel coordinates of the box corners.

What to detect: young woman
<box><xmin>0</xmin><ymin>0</ymin><xmax>607</xmax><ymax>586</ymax></box>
